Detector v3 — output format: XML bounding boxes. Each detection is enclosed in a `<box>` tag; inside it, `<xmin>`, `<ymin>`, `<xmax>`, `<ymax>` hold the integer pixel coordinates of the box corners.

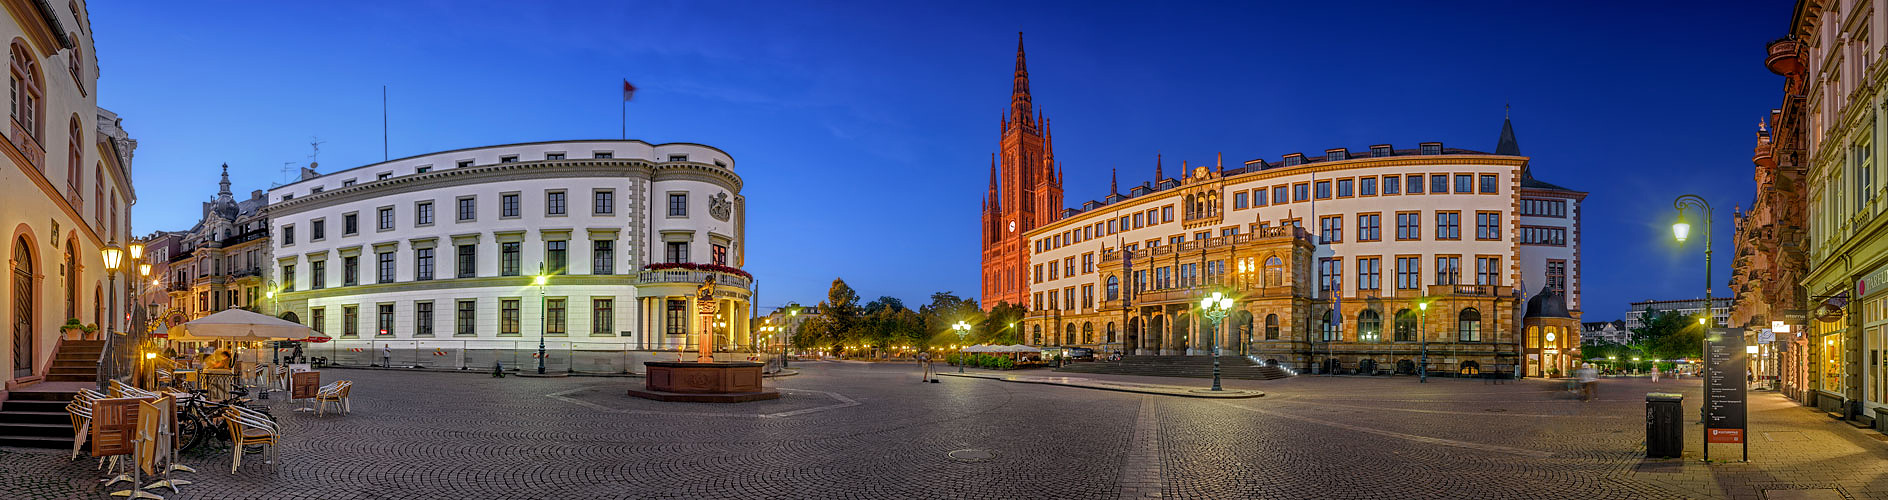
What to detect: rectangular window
<box><xmin>416</xmin><ymin>201</ymin><xmax>434</xmax><ymax>226</ymax></box>
<box><xmin>1034</xmin><ymin>265</ymin><xmax>1042</xmax><ymax>284</ymax></box>
<box><xmin>377</xmin><ymin>251</ymin><xmax>395</xmax><ymax>283</ymax></box>
<box><xmin>1082</xmin><ymin>284</ymin><xmax>1094</xmax><ymax>309</ymax></box>
<box><xmin>1064</xmin><ymin>287</ymin><xmax>1075</xmax><ymax>310</ymax></box>
<box><xmin>1480</xmin><ymin>174</ymin><xmax>1498</xmax><ymax>194</ymax></box>
<box><xmin>501</xmin><ymin>242</ymin><xmax>521</xmax><ymax>276</ymax></box>
<box><xmin>1273</xmin><ymin>186</ymin><xmax>1289</xmax><ymax>204</ymax></box>
<box><xmin>416</xmin><ymin>301</ymin><xmax>434</xmax><ymax>336</ymax></box>
<box><xmin>546</xmin><ymin>298</ymin><xmax>566</xmax><ymax>336</ymax></box>
<box><xmin>312</xmin><ymin>219</ymin><xmax>327</xmax><ymax>240</ymax></box>
<box><xmin>1476</xmin><ymin>257</ymin><xmax>1500</xmax><ymax>286</ymax></box>
<box><xmin>312</xmin><ymin>260</ymin><xmax>327</xmax><ymax>289</ymax></box>
<box><xmin>1455</xmin><ymin>174</ymin><xmax>1473</xmax><ymax>194</ymax></box>
<box><xmin>546</xmin><ymin>152</ymin><xmax>565</xmax><ymax>160</ymax></box>
<box><xmin>501</xmin><ymin>299</ymin><xmax>520</xmax><ymax>335</ymax></box>
<box><xmin>1133</xmin><ymin>212</ymin><xmax>1144</xmax><ymax>228</ymax></box>
<box><xmin>668</xmin><ymin>193</ymin><xmax>688</xmax><ymax>216</ymax></box>
<box><xmin>712</xmin><ymin>244</ymin><xmax>728</xmax><ymax>266</ymax></box>
<box><xmin>1234</xmin><ymin>191</ymin><xmax>1248</xmax><ymax>209</ymax></box>
<box><xmin>1383</xmin><ymin>175</ymin><xmax>1400</xmax><ymax>194</ymax></box>
<box><xmin>1064</xmin><ymin>257</ymin><xmax>1075</xmax><ymax>277</ymax></box>
<box><xmin>1253</xmin><ymin>188</ymin><xmax>1267</xmax><ymax>206</ymax></box>
<box><xmin>282</xmin><ymin>264</ymin><xmax>296</xmax><ymax>291</ymax></box>
<box><xmin>1547</xmin><ymin>260</ymin><xmax>1567</xmax><ymax>293</ymax></box>
<box><xmin>593</xmin><ymin>240</ymin><xmax>614</xmax><ymax>275</ymax></box>
<box><xmin>1314</xmin><ymin>181</ymin><xmax>1331</xmax><ymax>200</ymax></box>
<box><xmin>1162</xmin><ymin>206</ymin><xmax>1173</xmax><ymax>222</ymax></box>
<box><xmin>1475</xmin><ymin>212</ymin><xmax>1501</xmax><ymax>240</ymax></box>
<box><xmin>343</xmin><ymin>256</ymin><xmax>359</xmax><ymax>286</ymax></box>
<box><xmin>1435</xmin><ymin>212</ymin><xmax>1460</xmax><ymax>240</ymax></box>
<box><xmin>593</xmin><ymin>152</ymin><xmax>613</xmax><ymax>159</ymax></box>
<box><xmin>1082</xmin><ymin>252</ymin><xmax>1094</xmax><ymax>274</ymax></box>
<box><xmin>377</xmin><ymin>304</ymin><xmax>395</xmax><ymax>336</ymax></box>
<box><xmin>501</xmin><ymin>193</ymin><xmax>520</xmax><ymax>217</ymax></box>
<box><xmin>1406</xmin><ymin>175</ymin><xmax>1424</xmax><ymax>194</ymax></box>
<box><xmin>1396</xmin><ymin>257</ymin><xmax>1421</xmax><ymax>290</ymax></box>
<box><xmin>546</xmin><ymin>191</ymin><xmax>567</xmax><ymax>216</ymax></box>
<box><xmin>1357</xmin><ymin>257</ymin><xmax>1381</xmax><ymax>290</ymax></box>
<box><xmin>1293</xmin><ymin>183</ymin><xmax>1309</xmax><ymax>202</ymax></box>
<box><xmin>1049</xmin><ymin>262</ymin><xmax>1059</xmax><ymax>280</ymax></box>
<box><xmin>1318</xmin><ymin>258</ymin><xmax>1342</xmax><ymax>293</ymax></box>
<box><xmin>1336</xmin><ymin>178</ymin><xmax>1353</xmax><ymax>197</ymax></box>
<box><xmin>666</xmin><ymin>300</ymin><xmax>687</xmax><ymax>336</ymax></box>
<box><xmin>1319</xmin><ymin>215</ymin><xmax>1342</xmax><ymax>243</ymax></box>
<box><xmin>1358</xmin><ymin>213</ymin><xmax>1381</xmax><ymax>241</ymax></box>
<box><xmin>457</xmin><ymin>160</ymin><xmax>473</xmax><ymax>168</ymax></box>
<box><xmin>1431</xmin><ymin>174</ymin><xmax>1450</xmax><ymax>194</ymax></box>
<box><xmin>283</xmin><ymin>225</ymin><xmax>295</xmax><ymax>245</ymax></box>
<box><xmin>377</xmin><ymin>207</ymin><xmax>394</xmax><ymax>230</ymax></box>
<box><xmin>1520</xmin><ymin>226</ymin><xmax>1568</xmax><ymax>246</ymax></box>
<box><xmin>457</xmin><ymin>244</ymin><xmax>477</xmax><ymax>278</ymax></box>
<box><xmin>457</xmin><ymin>197</ymin><xmax>476</xmax><ymax>221</ymax></box>
<box><xmin>546</xmin><ymin>240</ymin><xmax>568</xmax><ymax>274</ymax></box>
<box><xmin>311</xmin><ymin>308</ymin><xmax>325</xmax><ymax>334</ymax></box>
<box><xmin>1396</xmin><ymin>212</ymin><xmax>1420</xmax><ymax>240</ymax></box>
<box><xmin>1048</xmin><ymin>290</ymin><xmax>1060</xmax><ymax>310</ymax></box>
<box><xmin>1359</xmin><ymin>177</ymin><xmax>1376</xmax><ymax>196</ymax></box>
<box><xmin>594</xmin><ymin>190</ymin><xmax>614</xmax><ymax>215</ymax></box>
<box><xmin>456</xmin><ymin>300</ymin><xmax>476</xmax><ymax>336</ymax></box>
<box><xmin>343</xmin><ymin>213</ymin><xmax>358</xmax><ymax>235</ymax></box>
<box><xmin>666</xmin><ymin>242</ymin><xmax>689</xmax><ymax>263</ymax></box>
<box><xmin>1435</xmin><ymin>256</ymin><xmax>1460</xmax><ymax>286</ymax></box>
<box><xmin>1519</xmin><ymin>199</ymin><xmax>1567</xmax><ymax>217</ymax></box>
<box><xmin>592</xmin><ymin>298</ymin><xmax>614</xmax><ymax>335</ymax></box>
<box><xmin>342</xmin><ymin>305</ymin><xmax>359</xmax><ymax>337</ymax></box>
<box><xmin>416</xmin><ymin>248</ymin><xmax>434</xmax><ymax>281</ymax></box>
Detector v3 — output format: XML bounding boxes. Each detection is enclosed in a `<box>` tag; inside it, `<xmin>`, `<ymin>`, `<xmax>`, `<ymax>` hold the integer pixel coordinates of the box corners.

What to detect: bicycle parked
<box><xmin>175</xmin><ymin>386</ymin><xmax>277</xmax><ymax>454</ymax></box>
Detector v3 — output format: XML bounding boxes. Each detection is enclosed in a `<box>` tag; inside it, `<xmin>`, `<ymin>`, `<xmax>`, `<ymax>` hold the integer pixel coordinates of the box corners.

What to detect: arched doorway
<box><xmin>1460</xmin><ymin>360</ymin><xmax>1481</xmax><ymax>376</ymax></box>
<box><xmin>1126</xmin><ymin>317</ymin><xmax>1140</xmax><ymax>354</ymax></box>
<box><xmin>13</xmin><ymin>236</ymin><xmax>37</xmax><ymax>378</ymax></box>
<box><xmin>1172</xmin><ymin>312</ymin><xmax>1191</xmax><ymax>353</ymax></box>
<box><xmin>62</xmin><ymin>239</ymin><xmax>74</xmax><ymax>321</ymax></box>
<box><xmin>1231</xmin><ymin>310</ymin><xmax>1253</xmax><ymax>355</ymax></box>
<box><xmin>279</xmin><ymin>311</ymin><xmax>301</xmax><ymax>324</ymax></box>
<box><xmin>1396</xmin><ymin>359</ymin><xmax>1416</xmax><ymax>375</ymax></box>
<box><xmin>1149</xmin><ymin>315</ymin><xmax>1166</xmax><ymax>353</ymax></box>
<box><xmin>1358</xmin><ymin>358</ymin><xmax>1378</xmax><ymax>375</ymax></box>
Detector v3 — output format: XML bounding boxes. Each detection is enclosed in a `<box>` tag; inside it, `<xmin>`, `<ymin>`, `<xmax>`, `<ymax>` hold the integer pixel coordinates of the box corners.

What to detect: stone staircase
<box><xmin>1053</xmin><ymin>355</ymin><xmax>1295</xmax><ymax>381</ymax></box>
<box><xmin>0</xmin><ymin>339</ymin><xmax>102</xmax><ymax>448</ymax></box>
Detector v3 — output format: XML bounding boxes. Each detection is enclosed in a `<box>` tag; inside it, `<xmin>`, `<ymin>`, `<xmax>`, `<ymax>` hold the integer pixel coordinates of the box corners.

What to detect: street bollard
<box><xmin>1646</xmin><ymin>392</ymin><xmax>1684</xmax><ymax>458</ymax></box>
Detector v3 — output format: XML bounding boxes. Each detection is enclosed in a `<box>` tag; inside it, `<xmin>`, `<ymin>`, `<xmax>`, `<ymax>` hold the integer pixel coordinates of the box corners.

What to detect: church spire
<box><xmin>1496</xmin><ymin>112</ymin><xmax>1520</xmax><ymax>156</ymax></box>
<box><xmin>1155</xmin><ymin>153</ymin><xmax>1164</xmax><ymax>184</ymax></box>
<box><xmin>1110</xmin><ymin>167</ymin><xmax>1119</xmax><ymax>195</ymax></box>
<box><xmin>1010</xmin><ymin>32</ymin><xmax>1033</xmax><ymax>131</ymax></box>
<box><xmin>988</xmin><ymin>153</ymin><xmax>1000</xmax><ymax>211</ymax></box>
<box><xmin>217</xmin><ymin>163</ymin><xmax>233</xmax><ymax>200</ymax></box>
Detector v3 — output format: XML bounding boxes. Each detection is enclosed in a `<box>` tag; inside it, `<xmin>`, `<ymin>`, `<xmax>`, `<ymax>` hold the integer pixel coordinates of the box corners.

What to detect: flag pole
<box><xmin>621</xmin><ymin>98</ymin><xmax>626</xmax><ymax>140</ymax></box>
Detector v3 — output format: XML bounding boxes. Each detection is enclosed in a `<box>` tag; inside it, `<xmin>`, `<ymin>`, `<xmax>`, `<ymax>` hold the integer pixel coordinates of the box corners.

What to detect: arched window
<box><xmin>62</xmin><ymin>240</ymin><xmax>74</xmax><ymax>320</ymax></box>
<box><xmin>10</xmin><ymin>40</ymin><xmax>42</xmax><ymax>142</ymax></box>
<box><xmin>1064</xmin><ymin>323</ymin><xmax>1075</xmax><ymax>345</ymax></box>
<box><xmin>1394</xmin><ymin>309</ymin><xmax>1417</xmax><ymax>341</ymax></box>
<box><xmin>1358</xmin><ymin>309</ymin><xmax>1381</xmax><ymax>342</ymax></box>
<box><xmin>67</xmin><ymin>42</ymin><xmax>81</xmax><ymax>90</ymax></box>
<box><xmin>1527</xmin><ymin>325</ymin><xmax>1540</xmax><ymax>348</ymax></box>
<box><xmin>1185</xmin><ymin>194</ymin><xmax>1196</xmax><ymax>218</ymax></box>
<box><xmin>1320</xmin><ymin>308</ymin><xmax>1338</xmax><ymax>341</ymax></box>
<box><xmin>92</xmin><ymin>283</ymin><xmax>101</xmax><ymax>330</ymax></box>
<box><xmin>1031</xmin><ymin>324</ymin><xmax>1041</xmax><ymax>345</ymax></box>
<box><xmin>1082</xmin><ymin>322</ymin><xmax>1093</xmax><ymax>344</ymax></box>
<box><xmin>13</xmin><ymin>236</ymin><xmax>36</xmax><ymax>377</ymax></box>
<box><xmin>1105</xmin><ymin>275</ymin><xmax>1119</xmax><ymax>301</ymax></box>
<box><xmin>1106</xmin><ymin>322</ymin><xmax>1116</xmax><ymax>343</ymax></box>
<box><xmin>66</xmin><ymin>116</ymin><xmax>80</xmax><ymax>203</ymax></box>
<box><xmin>1458</xmin><ymin>308</ymin><xmax>1482</xmax><ymax>342</ymax></box>
<box><xmin>1264</xmin><ymin>256</ymin><xmax>1284</xmax><ymax>287</ymax></box>
<box><xmin>1264</xmin><ymin>314</ymin><xmax>1279</xmax><ymax>340</ymax></box>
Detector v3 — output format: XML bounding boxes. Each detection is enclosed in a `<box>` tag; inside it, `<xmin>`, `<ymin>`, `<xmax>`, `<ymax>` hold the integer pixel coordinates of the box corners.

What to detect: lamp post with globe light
<box><xmin>1419</xmin><ymin>298</ymin><xmax>1430</xmax><ymax>383</ymax></box>
<box><xmin>534</xmin><ymin>268</ymin><xmax>548</xmax><ymax>375</ymax></box>
<box><xmin>952</xmin><ymin>321</ymin><xmax>972</xmax><ymax>373</ymax></box>
<box><xmin>1672</xmin><ymin>194</ymin><xmax>1713</xmax><ymax>373</ymax></box>
<box><xmin>1199</xmin><ymin>291</ymin><xmax>1235</xmax><ymax>391</ymax></box>
<box><xmin>99</xmin><ymin>241</ymin><xmax>124</xmax><ymax>390</ymax></box>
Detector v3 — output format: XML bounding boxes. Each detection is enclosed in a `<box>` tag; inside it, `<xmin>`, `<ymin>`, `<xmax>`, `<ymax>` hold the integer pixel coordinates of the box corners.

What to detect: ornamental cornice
<box><xmin>652</xmin><ymin>162</ymin><xmax>744</xmax><ymax>192</ymax></box>
<box><xmin>276</xmin><ymin>274</ymin><xmax>640</xmax><ymax>301</ymax></box>
<box><xmin>265</xmin><ymin>160</ymin><xmax>659</xmax><ymax>216</ymax></box>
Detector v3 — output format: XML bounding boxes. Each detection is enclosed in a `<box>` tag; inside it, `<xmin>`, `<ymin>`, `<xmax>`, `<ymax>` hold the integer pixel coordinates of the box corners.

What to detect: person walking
<box><xmin>918</xmin><ymin>351</ymin><xmax>936</xmax><ymax>383</ymax></box>
<box><xmin>382</xmin><ymin>344</ymin><xmax>393</xmax><ymax>368</ymax></box>
<box><xmin>1576</xmin><ymin>363</ymin><xmax>1600</xmax><ymax>402</ymax></box>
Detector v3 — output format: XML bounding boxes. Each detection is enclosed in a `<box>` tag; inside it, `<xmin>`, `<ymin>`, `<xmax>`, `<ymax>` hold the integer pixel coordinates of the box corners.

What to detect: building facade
<box><xmin>1623</xmin><ymin>297</ymin><xmax>1733</xmax><ymax>330</ymax></box>
<box><xmin>137</xmin><ymin>230</ymin><xmax>180</xmax><ymax>326</ymax></box>
<box><xmin>979</xmin><ymin>34</ymin><xmax>1064</xmax><ymax>311</ymax></box>
<box><xmin>1790</xmin><ymin>0</ymin><xmax>1888</xmax><ymax>423</ymax></box>
<box><xmin>161</xmin><ymin>165</ymin><xmax>270</xmax><ymax>326</ymax></box>
<box><xmin>266</xmin><ymin>140</ymin><xmax>753</xmax><ymax>361</ymax></box>
<box><xmin>1732</xmin><ymin>24</ymin><xmax>1814</xmax><ymax>402</ymax></box>
<box><xmin>1581</xmin><ymin>320</ymin><xmax>1630</xmax><ymax>346</ymax></box>
<box><xmin>1</xmin><ymin>0</ymin><xmax>137</xmax><ymax>393</ymax></box>
<box><xmin>985</xmin><ymin>42</ymin><xmax>1584</xmax><ymax>376</ymax></box>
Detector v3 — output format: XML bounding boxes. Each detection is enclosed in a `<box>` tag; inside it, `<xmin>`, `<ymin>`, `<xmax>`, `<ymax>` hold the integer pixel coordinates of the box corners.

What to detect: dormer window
<box><xmin>668</xmin><ymin>154</ymin><xmax>689</xmax><ymax>162</ymax></box>
<box><xmin>714</xmin><ymin>160</ymin><xmax>727</xmax><ymax>168</ymax></box>
<box><xmin>1420</xmin><ymin>142</ymin><xmax>1442</xmax><ymax>155</ymax></box>
<box><xmin>593</xmin><ymin>151</ymin><xmax>613</xmax><ymax>159</ymax></box>
<box><xmin>342</xmin><ymin>179</ymin><xmax>356</xmax><ymax>187</ymax></box>
<box><xmin>310</xmin><ymin>187</ymin><xmax>324</xmax><ymax>194</ymax></box>
<box><xmin>416</xmin><ymin>166</ymin><xmax>431</xmax><ymax>173</ymax></box>
<box><xmin>1326</xmin><ymin>149</ymin><xmax>1347</xmax><ymax>162</ymax></box>
<box><xmin>376</xmin><ymin>172</ymin><xmax>391</xmax><ymax>181</ymax></box>
<box><xmin>546</xmin><ymin>153</ymin><xmax>565</xmax><ymax>160</ymax></box>
<box><xmin>500</xmin><ymin>155</ymin><xmax>518</xmax><ymax>163</ymax></box>
<box><xmin>457</xmin><ymin>160</ymin><xmax>473</xmax><ymax>168</ymax></box>
<box><xmin>1370</xmin><ymin>145</ymin><xmax>1392</xmax><ymax>157</ymax></box>
<box><xmin>1282</xmin><ymin>154</ymin><xmax>1303</xmax><ymax>167</ymax></box>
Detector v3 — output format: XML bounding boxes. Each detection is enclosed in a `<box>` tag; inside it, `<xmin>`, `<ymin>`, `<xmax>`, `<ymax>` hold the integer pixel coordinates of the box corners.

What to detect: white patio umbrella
<box><xmin>172</xmin><ymin>309</ymin><xmax>317</xmax><ymax>342</ymax></box>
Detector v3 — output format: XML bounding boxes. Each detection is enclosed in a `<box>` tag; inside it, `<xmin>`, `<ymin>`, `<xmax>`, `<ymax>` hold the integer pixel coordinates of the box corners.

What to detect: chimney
<box><xmin>300</xmin><ymin>162</ymin><xmax>320</xmax><ymax>181</ymax></box>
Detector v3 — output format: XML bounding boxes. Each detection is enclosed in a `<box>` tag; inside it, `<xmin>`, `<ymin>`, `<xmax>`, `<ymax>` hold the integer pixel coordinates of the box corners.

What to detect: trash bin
<box><xmin>1646</xmin><ymin>392</ymin><xmax>1684</xmax><ymax>458</ymax></box>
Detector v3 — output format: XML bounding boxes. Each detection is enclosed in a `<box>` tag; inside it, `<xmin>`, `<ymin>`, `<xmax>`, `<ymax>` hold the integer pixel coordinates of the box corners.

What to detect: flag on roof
<box><xmin>623</xmin><ymin>80</ymin><xmax>637</xmax><ymax>102</ymax></box>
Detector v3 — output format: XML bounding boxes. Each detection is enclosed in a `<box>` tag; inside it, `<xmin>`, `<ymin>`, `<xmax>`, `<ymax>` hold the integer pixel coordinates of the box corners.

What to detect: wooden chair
<box><xmin>65</xmin><ymin>392</ymin><xmax>97</xmax><ymax>460</ymax></box>
<box><xmin>314</xmin><ymin>381</ymin><xmax>352</xmax><ymax>416</ymax></box>
<box><xmin>222</xmin><ymin>406</ymin><xmax>279</xmax><ymax>474</ymax></box>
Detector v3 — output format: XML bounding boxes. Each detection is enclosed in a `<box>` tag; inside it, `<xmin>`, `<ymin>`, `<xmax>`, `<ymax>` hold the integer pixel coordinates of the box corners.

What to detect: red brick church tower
<box><xmin>981</xmin><ymin>33</ymin><xmax>1063</xmax><ymax>310</ymax></box>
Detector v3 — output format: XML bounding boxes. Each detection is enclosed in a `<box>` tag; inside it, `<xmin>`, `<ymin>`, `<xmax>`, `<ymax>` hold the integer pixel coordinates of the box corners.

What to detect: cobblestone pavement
<box><xmin>3</xmin><ymin>362</ymin><xmax>1887</xmax><ymax>499</ymax></box>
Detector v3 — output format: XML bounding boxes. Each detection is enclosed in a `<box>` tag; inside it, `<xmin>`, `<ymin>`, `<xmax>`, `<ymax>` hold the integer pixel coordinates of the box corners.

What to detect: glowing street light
<box><xmin>1199</xmin><ymin>291</ymin><xmax>1236</xmax><ymax>391</ymax></box>
<box><xmin>952</xmin><ymin>321</ymin><xmax>972</xmax><ymax>373</ymax></box>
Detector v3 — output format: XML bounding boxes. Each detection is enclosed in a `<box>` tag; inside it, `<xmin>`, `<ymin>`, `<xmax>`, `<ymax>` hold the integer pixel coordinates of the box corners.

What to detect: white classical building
<box><xmin>265</xmin><ymin>140</ymin><xmax>751</xmax><ymax>369</ymax></box>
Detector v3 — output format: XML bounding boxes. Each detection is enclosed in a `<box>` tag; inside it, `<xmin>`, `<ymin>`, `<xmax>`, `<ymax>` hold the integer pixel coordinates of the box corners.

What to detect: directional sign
<box><xmin>1704</xmin><ymin>328</ymin><xmax>1747</xmax><ymax>446</ymax></box>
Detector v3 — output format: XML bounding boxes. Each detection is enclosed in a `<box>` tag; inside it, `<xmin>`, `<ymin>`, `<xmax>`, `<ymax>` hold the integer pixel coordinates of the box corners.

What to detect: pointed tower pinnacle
<box><xmin>217</xmin><ymin>163</ymin><xmax>233</xmax><ymax>199</ymax></box>
<box><xmin>1010</xmin><ymin>32</ymin><xmax>1034</xmax><ymax>130</ymax></box>
<box><xmin>1110</xmin><ymin>167</ymin><xmax>1119</xmax><ymax>195</ymax></box>
<box><xmin>1155</xmin><ymin>153</ymin><xmax>1164</xmax><ymax>183</ymax></box>
<box><xmin>1496</xmin><ymin>112</ymin><xmax>1521</xmax><ymax>156</ymax></box>
<box><xmin>988</xmin><ymin>153</ymin><xmax>1001</xmax><ymax>210</ymax></box>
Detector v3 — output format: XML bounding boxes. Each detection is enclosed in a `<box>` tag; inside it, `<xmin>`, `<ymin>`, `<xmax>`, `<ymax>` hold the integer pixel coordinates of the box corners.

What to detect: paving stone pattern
<box><xmin>2</xmin><ymin>363</ymin><xmax>1887</xmax><ymax>499</ymax></box>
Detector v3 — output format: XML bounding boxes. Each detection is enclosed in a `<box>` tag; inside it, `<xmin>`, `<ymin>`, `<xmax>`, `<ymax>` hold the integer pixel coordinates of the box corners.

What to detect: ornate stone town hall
<box><xmin>982</xmin><ymin>35</ymin><xmax>1587</xmax><ymax>377</ymax></box>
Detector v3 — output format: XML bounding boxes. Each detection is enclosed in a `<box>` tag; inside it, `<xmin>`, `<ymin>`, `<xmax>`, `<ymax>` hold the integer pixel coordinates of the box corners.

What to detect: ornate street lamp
<box><xmin>952</xmin><ymin>320</ymin><xmax>972</xmax><ymax>373</ymax></box>
<box><xmin>534</xmin><ymin>268</ymin><xmax>548</xmax><ymax>375</ymax></box>
<box><xmin>1673</xmin><ymin>193</ymin><xmax>1713</xmax><ymax>383</ymax></box>
<box><xmin>1418</xmin><ymin>298</ymin><xmax>1430</xmax><ymax>383</ymax></box>
<box><xmin>100</xmin><ymin>241</ymin><xmax>124</xmax><ymax>390</ymax></box>
<box><xmin>1199</xmin><ymin>291</ymin><xmax>1235</xmax><ymax>391</ymax></box>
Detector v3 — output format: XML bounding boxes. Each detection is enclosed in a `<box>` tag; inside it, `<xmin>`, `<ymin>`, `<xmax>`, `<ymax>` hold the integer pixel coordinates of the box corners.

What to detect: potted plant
<box><xmin>60</xmin><ymin>319</ymin><xmax>97</xmax><ymax>340</ymax></box>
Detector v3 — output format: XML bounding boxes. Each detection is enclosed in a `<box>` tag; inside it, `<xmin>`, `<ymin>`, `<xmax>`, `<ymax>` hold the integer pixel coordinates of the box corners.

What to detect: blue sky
<box><xmin>101</xmin><ymin>1</ymin><xmax>1788</xmax><ymax>320</ymax></box>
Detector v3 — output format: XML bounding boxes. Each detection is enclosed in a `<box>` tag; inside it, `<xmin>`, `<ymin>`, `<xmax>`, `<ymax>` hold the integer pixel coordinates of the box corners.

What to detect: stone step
<box><xmin>0</xmin><ymin>434</ymin><xmax>71</xmax><ymax>449</ymax></box>
<box><xmin>0</xmin><ymin>421</ymin><xmax>72</xmax><ymax>437</ymax></box>
<box><xmin>0</xmin><ymin>410</ymin><xmax>70</xmax><ymax>425</ymax></box>
<box><xmin>44</xmin><ymin>373</ymin><xmax>94</xmax><ymax>382</ymax></box>
<box><xmin>0</xmin><ymin>399</ymin><xmax>68</xmax><ymax>413</ymax></box>
<box><xmin>4</xmin><ymin>390</ymin><xmax>79</xmax><ymax>402</ymax></box>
